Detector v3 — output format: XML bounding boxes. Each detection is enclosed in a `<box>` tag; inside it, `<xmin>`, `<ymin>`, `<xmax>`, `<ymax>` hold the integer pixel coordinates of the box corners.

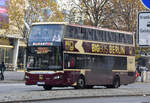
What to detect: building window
<box><xmin>0</xmin><ymin>48</ymin><xmax>13</xmax><ymax>64</ymax></box>
<box><xmin>18</xmin><ymin>47</ymin><xmax>25</xmax><ymax>70</ymax></box>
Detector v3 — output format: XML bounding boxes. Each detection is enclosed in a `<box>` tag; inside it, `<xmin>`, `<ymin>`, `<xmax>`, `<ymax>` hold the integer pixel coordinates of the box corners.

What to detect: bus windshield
<box><xmin>28</xmin><ymin>24</ymin><xmax>63</xmax><ymax>46</ymax></box>
<box><xmin>27</xmin><ymin>46</ymin><xmax>62</xmax><ymax>70</ymax></box>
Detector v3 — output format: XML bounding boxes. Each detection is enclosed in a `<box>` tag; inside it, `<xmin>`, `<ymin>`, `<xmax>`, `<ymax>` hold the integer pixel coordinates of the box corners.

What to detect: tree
<box><xmin>25</xmin><ymin>0</ymin><xmax>64</xmax><ymax>41</ymax></box>
<box><xmin>61</xmin><ymin>0</ymin><xmax>110</xmax><ymax>26</ymax></box>
<box><xmin>0</xmin><ymin>0</ymin><xmax>24</xmax><ymax>38</ymax></box>
<box><xmin>8</xmin><ymin>0</ymin><xmax>25</xmax><ymax>36</ymax></box>
<box><xmin>102</xmin><ymin>0</ymin><xmax>146</xmax><ymax>32</ymax></box>
<box><xmin>0</xmin><ymin>0</ymin><xmax>64</xmax><ymax>42</ymax></box>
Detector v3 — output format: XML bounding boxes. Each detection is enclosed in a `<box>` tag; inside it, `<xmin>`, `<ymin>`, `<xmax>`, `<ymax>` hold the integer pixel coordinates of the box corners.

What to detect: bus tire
<box><xmin>112</xmin><ymin>77</ymin><xmax>120</xmax><ymax>88</ymax></box>
<box><xmin>75</xmin><ymin>76</ymin><xmax>85</xmax><ymax>89</ymax></box>
<box><xmin>43</xmin><ymin>85</ymin><xmax>52</xmax><ymax>90</ymax></box>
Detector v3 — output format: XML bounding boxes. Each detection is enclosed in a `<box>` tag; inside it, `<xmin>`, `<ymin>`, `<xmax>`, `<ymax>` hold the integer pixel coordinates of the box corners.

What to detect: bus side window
<box><xmin>64</xmin><ymin>54</ymin><xmax>75</xmax><ymax>69</ymax></box>
<box><xmin>74</xmin><ymin>27</ymin><xmax>80</xmax><ymax>39</ymax></box>
<box><xmin>81</xmin><ymin>28</ymin><xmax>86</xmax><ymax>40</ymax></box>
<box><xmin>68</xmin><ymin>26</ymin><xmax>74</xmax><ymax>38</ymax></box>
<box><xmin>69</xmin><ymin>57</ymin><xmax>75</xmax><ymax>68</ymax></box>
<box><xmin>95</xmin><ymin>30</ymin><xmax>101</xmax><ymax>41</ymax></box>
<box><xmin>64</xmin><ymin>54</ymin><xmax>69</xmax><ymax>69</ymax></box>
<box><xmin>87</xmin><ymin>29</ymin><xmax>93</xmax><ymax>41</ymax></box>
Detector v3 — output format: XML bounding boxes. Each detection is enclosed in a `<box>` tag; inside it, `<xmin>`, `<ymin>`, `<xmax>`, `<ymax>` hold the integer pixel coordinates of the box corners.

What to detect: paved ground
<box><xmin>0</xmin><ymin>83</ymin><xmax>150</xmax><ymax>103</ymax></box>
<box><xmin>0</xmin><ymin>71</ymin><xmax>150</xmax><ymax>102</ymax></box>
<box><xmin>0</xmin><ymin>71</ymin><xmax>25</xmax><ymax>83</ymax></box>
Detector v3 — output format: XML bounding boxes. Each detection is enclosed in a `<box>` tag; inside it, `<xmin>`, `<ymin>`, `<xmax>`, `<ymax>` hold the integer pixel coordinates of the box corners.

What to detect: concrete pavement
<box><xmin>0</xmin><ymin>71</ymin><xmax>150</xmax><ymax>102</ymax></box>
<box><xmin>0</xmin><ymin>83</ymin><xmax>150</xmax><ymax>102</ymax></box>
<box><xmin>0</xmin><ymin>71</ymin><xmax>25</xmax><ymax>83</ymax></box>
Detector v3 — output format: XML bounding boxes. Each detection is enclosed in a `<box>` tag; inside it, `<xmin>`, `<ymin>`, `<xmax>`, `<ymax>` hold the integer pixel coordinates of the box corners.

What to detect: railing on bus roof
<box><xmin>32</xmin><ymin>22</ymin><xmax>68</xmax><ymax>26</ymax></box>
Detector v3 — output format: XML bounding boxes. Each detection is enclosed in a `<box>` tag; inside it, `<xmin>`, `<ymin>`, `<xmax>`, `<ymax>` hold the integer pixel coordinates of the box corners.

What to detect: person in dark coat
<box><xmin>0</xmin><ymin>62</ymin><xmax>6</xmax><ymax>80</ymax></box>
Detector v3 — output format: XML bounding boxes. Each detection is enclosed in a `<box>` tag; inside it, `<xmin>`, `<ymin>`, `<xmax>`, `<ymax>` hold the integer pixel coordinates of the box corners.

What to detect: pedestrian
<box><xmin>0</xmin><ymin>61</ymin><xmax>6</xmax><ymax>80</ymax></box>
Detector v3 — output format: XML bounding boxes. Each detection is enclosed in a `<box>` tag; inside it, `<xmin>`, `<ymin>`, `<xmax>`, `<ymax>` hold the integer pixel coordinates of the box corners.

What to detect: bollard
<box><xmin>141</xmin><ymin>71</ymin><xmax>146</xmax><ymax>82</ymax></box>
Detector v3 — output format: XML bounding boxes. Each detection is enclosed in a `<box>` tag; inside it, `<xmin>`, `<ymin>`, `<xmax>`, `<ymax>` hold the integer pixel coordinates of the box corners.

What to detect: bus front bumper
<box><xmin>25</xmin><ymin>72</ymin><xmax>65</xmax><ymax>86</ymax></box>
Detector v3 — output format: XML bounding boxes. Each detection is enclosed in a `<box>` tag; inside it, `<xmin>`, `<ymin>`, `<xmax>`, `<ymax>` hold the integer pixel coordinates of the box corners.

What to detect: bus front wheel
<box><xmin>43</xmin><ymin>85</ymin><xmax>52</xmax><ymax>90</ymax></box>
<box><xmin>75</xmin><ymin>76</ymin><xmax>85</xmax><ymax>89</ymax></box>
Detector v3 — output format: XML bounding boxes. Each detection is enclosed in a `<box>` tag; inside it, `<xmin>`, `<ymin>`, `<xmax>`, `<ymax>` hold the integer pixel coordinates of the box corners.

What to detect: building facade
<box><xmin>0</xmin><ymin>35</ymin><xmax>23</xmax><ymax>71</ymax></box>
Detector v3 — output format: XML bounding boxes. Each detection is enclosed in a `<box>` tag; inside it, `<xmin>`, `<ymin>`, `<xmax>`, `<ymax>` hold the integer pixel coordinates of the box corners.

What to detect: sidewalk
<box><xmin>0</xmin><ymin>71</ymin><xmax>25</xmax><ymax>83</ymax></box>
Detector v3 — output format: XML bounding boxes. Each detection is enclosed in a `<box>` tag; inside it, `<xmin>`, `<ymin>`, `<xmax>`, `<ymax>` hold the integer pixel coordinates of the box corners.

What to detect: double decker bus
<box><xmin>25</xmin><ymin>22</ymin><xmax>136</xmax><ymax>90</ymax></box>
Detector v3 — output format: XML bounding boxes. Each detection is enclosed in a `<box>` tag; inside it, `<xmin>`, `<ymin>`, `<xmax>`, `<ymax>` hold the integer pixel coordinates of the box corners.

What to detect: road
<box><xmin>0</xmin><ymin>83</ymin><xmax>42</xmax><ymax>94</ymax></box>
<box><xmin>23</xmin><ymin>96</ymin><xmax>150</xmax><ymax>103</ymax></box>
<box><xmin>0</xmin><ymin>82</ymin><xmax>150</xmax><ymax>94</ymax></box>
<box><xmin>0</xmin><ymin>82</ymin><xmax>150</xmax><ymax>102</ymax></box>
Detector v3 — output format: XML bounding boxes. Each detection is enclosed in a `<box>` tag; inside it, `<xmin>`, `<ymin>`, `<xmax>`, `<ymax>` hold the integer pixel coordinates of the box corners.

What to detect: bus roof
<box><xmin>32</xmin><ymin>22</ymin><xmax>133</xmax><ymax>35</ymax></box>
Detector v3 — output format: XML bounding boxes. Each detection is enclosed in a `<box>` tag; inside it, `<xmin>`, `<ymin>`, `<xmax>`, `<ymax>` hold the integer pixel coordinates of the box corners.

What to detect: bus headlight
<box><xmin>53</xmin><ymin>75</ymin><xmax>63</xmax><ymax>80</ymax></box>
<box><xmin>25</xmin><ymin>75</ymin><xmax>30</xmax><ymax>79</ymax></box>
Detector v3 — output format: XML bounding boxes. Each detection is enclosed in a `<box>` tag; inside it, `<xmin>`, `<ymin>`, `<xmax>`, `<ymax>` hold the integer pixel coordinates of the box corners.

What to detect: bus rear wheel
<box><xmin>75</xmin><ymin>76</ymin><xmax>85</xmax><ymax>89</ymax></box>
<box><xmin>112</xmin><ymin>78</ymin><xmax>120</xmax><ymax>88</ymax></box>
<box><xmin>43</xmin><ymin>85</ymin><xmax>52</xmax><ymax>90</ymax></box>
<box><xmin>105</xmin><ymin>78</ymin><xmax>120</xmax><ymax>88</ymax></box>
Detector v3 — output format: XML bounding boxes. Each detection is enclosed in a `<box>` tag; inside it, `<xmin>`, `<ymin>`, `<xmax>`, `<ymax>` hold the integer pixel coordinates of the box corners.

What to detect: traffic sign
<box><xmin>141</xmin><ymin>0</ymin><xmax>150</xmax><ymax>10</ymax></box>
<box><xmin>138</xmin><ymin>12</ymin><xmax>150</xmax><ymax>46</ymax></box>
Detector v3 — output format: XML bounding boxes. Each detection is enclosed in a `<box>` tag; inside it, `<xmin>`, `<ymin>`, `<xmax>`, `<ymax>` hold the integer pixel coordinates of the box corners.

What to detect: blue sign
<box><xmin>141</xmin><ymin>0</ymin><xmax>150</xmax><ymax>9</ymax></box>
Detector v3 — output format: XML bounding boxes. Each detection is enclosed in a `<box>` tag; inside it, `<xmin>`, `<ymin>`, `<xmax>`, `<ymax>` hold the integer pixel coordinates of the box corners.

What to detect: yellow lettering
<box><xmin>103</xmin><ymin>45</ymin><xmax>108</xmax><ymax>53</ymax></box>
<box><xmin>92</xmin><ymin>44</ymin><xmax>100</xmax><ymax>53</ymax></box>
<box><xmin>115</xmin><ymin>45</ymin><xmax>119</xmax><ymax>54</ymax></box>
<box><xmin>65</xmin><ymin>41</ymin><xmax>74</xmax><ymax>51</ymax></box>
<box><xmin>92</xmin><ymin>44</ymin><xmax>96</xmax><ymax>52</ymax></box>
<box><xmin>109</xmin><ymin>45</ymin><xmax>115</xmax><ymax>54</ymax></box>
<box><xmin>120</xmin><ymin>46</ymin><xmax>125</xmax><ymax>54</ymax></box>
<box><xmin>129</xmin><ymin>47</ymin><xmax>133</xmax><ymax>55</ymax></box>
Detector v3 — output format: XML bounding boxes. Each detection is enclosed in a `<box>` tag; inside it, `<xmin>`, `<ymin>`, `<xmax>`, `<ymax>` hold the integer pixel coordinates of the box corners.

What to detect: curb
<box><xmin>0</xmin><ymin>93</ymin><xmax>150</xmax><ymax>103</ymax></box>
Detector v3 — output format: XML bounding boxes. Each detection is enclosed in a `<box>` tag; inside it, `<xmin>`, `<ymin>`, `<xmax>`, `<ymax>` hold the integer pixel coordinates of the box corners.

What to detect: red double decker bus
<box><xmin>25</xmin><ymin>22</ymin><xmax>136</xmax><ymax>90</ymax></box>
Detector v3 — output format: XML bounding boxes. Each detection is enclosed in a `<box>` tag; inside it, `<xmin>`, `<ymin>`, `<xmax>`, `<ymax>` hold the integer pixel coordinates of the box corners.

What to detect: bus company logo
<box><xmin>64</xmin><ymin>40</ymin><xmax>75</xmax><ymax>51</ymax></box>
<box><xmin>141</xmin><ymin>0</ymin><xmax>150</xmax><ymax>9</ymax></box>
<box><xmin>39</xmin><ymin>75</ymin><xmax>43</xmax><ymax>80</ymax></box>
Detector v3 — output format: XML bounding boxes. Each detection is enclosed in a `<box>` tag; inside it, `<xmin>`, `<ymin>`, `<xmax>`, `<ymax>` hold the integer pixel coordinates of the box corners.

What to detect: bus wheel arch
<box><xmin>112</xmin><ymin>75</ymin><xmax>120</xmax><ymax>88</ymax></box>
<box><xmin>75</xmin><ymin>75</ymin><xmax>85</xmax><ymax>89</ymax></box>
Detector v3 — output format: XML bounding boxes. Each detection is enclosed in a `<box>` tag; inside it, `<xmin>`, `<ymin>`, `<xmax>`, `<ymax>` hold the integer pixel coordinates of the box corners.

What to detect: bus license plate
<box><xmin>37</xmin><ymin>82</ymin><xmax>45</xmax><ymax>85</ymax></box>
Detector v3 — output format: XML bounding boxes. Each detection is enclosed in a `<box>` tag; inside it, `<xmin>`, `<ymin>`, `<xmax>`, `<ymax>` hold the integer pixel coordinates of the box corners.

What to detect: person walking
<box><xmin>0</xmin><ymin>61</ymin><xmax>6</xmax><ymax>80</ymax></box>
